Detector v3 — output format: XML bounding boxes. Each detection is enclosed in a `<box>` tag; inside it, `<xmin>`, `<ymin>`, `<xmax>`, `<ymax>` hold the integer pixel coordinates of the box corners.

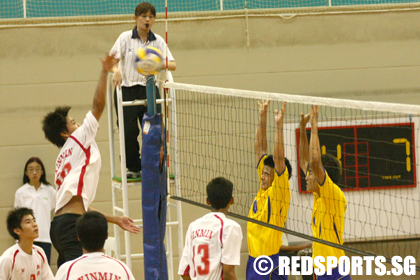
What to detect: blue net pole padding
<box><xmin>146</xmin><ymin>76</ymin><xmax>157</xmax><ymax>115</ymax></box>
<box><xmin>142</xmin><ymin>76</ymin><xmax>168</xmax><ymax>280</ymax></box>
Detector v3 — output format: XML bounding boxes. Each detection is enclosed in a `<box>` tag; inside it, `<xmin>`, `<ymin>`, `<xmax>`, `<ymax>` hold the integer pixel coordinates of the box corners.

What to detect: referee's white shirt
<box><xmin>55</xmin><ymin>252</ymin><xmax>135</xmax><ymax>280</ymax></box>
<box><xmin>14</xmin><ymin>183</ymin><xmax>56</xmax><ymax>243</ymax></box>
<box><xmin>110</xmin><ymin>28</ymin><xmax>175</xmax><ymax>87</ymax></box>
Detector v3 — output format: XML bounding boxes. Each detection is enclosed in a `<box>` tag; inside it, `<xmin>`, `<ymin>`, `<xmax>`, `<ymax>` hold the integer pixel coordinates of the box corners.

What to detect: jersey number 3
<box><xmin>56</xmin><ymin>162</ymin><xmax>72</xmax><ymax>189</ymax></box>
<box><xmin>193</xmin><ymin>244</ymin><xmax>210</xmax><ymax>276</ymax></box>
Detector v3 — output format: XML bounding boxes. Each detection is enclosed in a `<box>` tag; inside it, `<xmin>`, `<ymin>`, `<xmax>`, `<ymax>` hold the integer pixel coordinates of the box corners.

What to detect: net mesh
<box><xmin>165</xmin><ymin>81</ymin><xmax>420</xmax><ymax>269</ymax></box>
<box><xmin>2</xmin><ymin>0</ymin><xmax>420</xmax><ymax>28</ymax></box>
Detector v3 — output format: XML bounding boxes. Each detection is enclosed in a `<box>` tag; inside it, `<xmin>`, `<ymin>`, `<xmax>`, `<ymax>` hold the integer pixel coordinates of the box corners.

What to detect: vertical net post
<box><xmin>142</xmin><ymin>74</ymin><xmax>168</xmax><ymax>280</ymax></box>
<box><xmin>146</xmin><ymin>76</ymin><xmax>157</xmax><ymax>115</ymax></box>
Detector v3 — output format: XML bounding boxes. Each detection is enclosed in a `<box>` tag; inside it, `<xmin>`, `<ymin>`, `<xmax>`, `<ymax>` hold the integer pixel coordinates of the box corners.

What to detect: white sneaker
<box><xmin>127</xmin><ymin>170</ymin><xmax>141</xmax><ymax>179</ymax></box>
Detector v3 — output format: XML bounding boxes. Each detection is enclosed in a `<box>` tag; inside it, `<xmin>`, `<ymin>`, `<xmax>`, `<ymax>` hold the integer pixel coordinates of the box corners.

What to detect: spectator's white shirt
<box><xmin>14</xmin><ymin>183</ymin><xmax>56</xmax><ymax>243</ymax></box>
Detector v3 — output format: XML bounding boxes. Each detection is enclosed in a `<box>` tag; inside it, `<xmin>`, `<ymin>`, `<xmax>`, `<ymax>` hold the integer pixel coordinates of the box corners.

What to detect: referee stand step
<box><xmin>111</xmin><ymin>174</ymin><xmax>174</xmax><ymax>190</ymax></box>
<box><xmin>112</xmin><ymin>177</ymin><xmax>142</xmax><ymax>190</ymax></box>
<box><xmin>112</xmin><ymin>176</ymin><xmax>142</xmax><ymax>183</ymax></box>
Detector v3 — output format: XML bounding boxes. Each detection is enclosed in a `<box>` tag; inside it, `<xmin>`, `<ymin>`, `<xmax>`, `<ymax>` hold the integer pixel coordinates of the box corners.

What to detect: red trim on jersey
<box><xmin>12</xmin><ymin>250</ymin><xmax>19</xmax><ymax>270</ymax></box>
<box><xmin>69</xmin><ymin>136</ymin><xmax>91</xmax><ymax>196</ymax></box>
<box><xmin>66</xmin><ymin>256</ymin><xmax>88</xmax><ymax>280</ymax></box>
<box><xmin>214</xmin><ymin>214</ymin><xmax>224</xmax><ymax>246</ymax></box>
<box><xmin>183</xmin><ymin>265</ymin><xmax>190</xmax><ymax>276</ymax></box>
<box><xmin>103</xmin><ymin>255</ymin><xmax>130</xmax><ymax>280</ymax></box>
<box><xmin>34</xmin><ymin>247</ymin><xmax>45</xmax><ymax>263</ymax></box>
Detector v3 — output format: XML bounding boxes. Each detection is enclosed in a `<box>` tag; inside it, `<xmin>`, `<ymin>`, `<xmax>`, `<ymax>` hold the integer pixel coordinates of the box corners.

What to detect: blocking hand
<box><xmin>275</xmin><ymin>101</ymin><xmax>286</xmax><ymax>125</ymax></box>
<box><xmin>257</xmin><ymin>100</ymin><xmax>270</xmax><ymax>117</ymax></box>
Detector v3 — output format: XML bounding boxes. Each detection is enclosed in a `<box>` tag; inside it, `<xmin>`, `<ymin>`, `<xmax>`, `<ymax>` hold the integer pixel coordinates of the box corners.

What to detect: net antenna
<box><xmin>165</xmin><ymin>81</ymin><xmax>420</xmax><ymax>271</ymax></box>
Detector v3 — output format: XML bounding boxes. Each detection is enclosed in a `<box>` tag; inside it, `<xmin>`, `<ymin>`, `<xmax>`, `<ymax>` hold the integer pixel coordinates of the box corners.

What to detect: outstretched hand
<box><xmin>112</xmin><ymin>70</ymin><xmax>122</xmax><ymax>89</ymax></box>
<box><xmin>300</xmin><ymin>112</ymin><xmax>310</xmax><ymax>128</ymax></box>
<box><xmin>117</xmin><ymin>216</ymin><xmax>141</xmax><ymax>234</ymax></box>
<box><xmin>274</xmin><ymin>102</ymin><xmax>286</xmax><ymax>125</ymax></box>
<box><xmin>101</xmin><ymin>53</ymin><xmax>118</xmax><ymax>73</ymax></box>
<box><xmin>310</xmin><ymin>105</ymin><xmax>320</xmax><ymax>125</ymax></box>
<box><xmin>257</xmin><ymin>100</ymin><xmax>270</xmax><ymax>117</ymax></box>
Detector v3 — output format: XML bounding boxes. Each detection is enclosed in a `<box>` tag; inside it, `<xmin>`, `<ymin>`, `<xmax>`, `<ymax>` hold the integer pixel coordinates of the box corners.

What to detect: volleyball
<box><xmin>135</xmin><ymin>46</ymin><xmax>163</xmax><ymax>76</ymax></box>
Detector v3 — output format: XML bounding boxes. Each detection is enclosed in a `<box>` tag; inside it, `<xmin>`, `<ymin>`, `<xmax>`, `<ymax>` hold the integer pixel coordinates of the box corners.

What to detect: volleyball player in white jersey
<box><xmin>0</xmin><ymin>208</ymin><xmax>54</xmax><ymax>280</ymax></box>
<box><xmin>42</xmin><ymin>54</ymin><xmax>140</xmax><ymax>268</ymax></box>
<box><xmin>109</xmin><ymin>2</ymin><xmax>176</xmax><ymax>178</ymax></box>
<box><xmin>55</xmin><ymin>211</ymin><xmax>135</xmax><ymax>280</ymax></box>
<box><xmin>178</xmin><ymin>177</ymin><xmax>243</xmax><ymax>280</ymax></box>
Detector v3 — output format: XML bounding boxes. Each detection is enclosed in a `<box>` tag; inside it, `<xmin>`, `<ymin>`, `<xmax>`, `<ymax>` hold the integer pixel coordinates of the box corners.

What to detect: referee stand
<box><xmin>106</xmin><ymin>70</ymin><xmax>184</xmax><ymax>280</ymax></box>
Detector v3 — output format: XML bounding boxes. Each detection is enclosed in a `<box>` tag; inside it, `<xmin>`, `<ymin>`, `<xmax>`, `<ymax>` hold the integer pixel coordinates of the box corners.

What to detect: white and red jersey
<box><xmin>54</xmin><ymin>111</ymin><xmax>101</xmax><ymax>212</ymax></box>
<box><xmin>55</xmin><ymin>252</ymin><xmax>135</xmax><ymax>280</ymax></box>
<box><xmin>0</xmin><ymin>244</ymin><xmax>54</xmax><ymax>280</ymax></box>
<box><xmin>178</xmin><ymin>212</ymin><xmax>242</xmax><ymax>280</ymax></box>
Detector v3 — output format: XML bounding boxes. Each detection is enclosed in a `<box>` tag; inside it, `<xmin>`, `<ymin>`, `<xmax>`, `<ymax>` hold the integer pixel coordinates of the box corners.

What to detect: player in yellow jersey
<box><xmin>299</xmin><ymin>105</ymin><xmax>351</xmax><ymax>280</ymax></box>
<box><xmin>246</xmin><ymin>100</ymin><xmax>292</xmax><ymax>280</ymax></box>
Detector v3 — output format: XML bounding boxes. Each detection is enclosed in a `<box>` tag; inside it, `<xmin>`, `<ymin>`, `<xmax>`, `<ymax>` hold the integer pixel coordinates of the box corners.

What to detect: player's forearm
<box><xmin>274</xmin><ymin>123</ymin><xmax>285</xmax><ymax>173</ymax></box>
<box><xmin>222</xmin><ymin>264</ymin><xmax>237</xmax><ymax>280</ymax></box>
<box><xmin>222</xmin><ymin>271</ymin><xmax>237</xmax><ymax>280</ymax></box>
<box><xmin>255</xmin><ymin>113</ymin><xmax>268</xmax><ymax>156</ymax></box>
<box><xmin>88</xmin><ymin>207</ymin><xmax>116</xmax><ymax>224</ymax></box>
<box><xmin>91</xmin><ymin>69</ymin><xmax>108</xmax><ymax>121</ymax></box>
<box><xmin>166</xmin><ymin>61</ymin><xmax>176</xmax><ymax>71</ymax></box>
<box><xmin>299</xmin><ymin>127</ymin><xmax>309</xmax><ymax>172</ymax></box>
<box><xmin>309</xmin><ymin>122</ymin><xmax>322</xmax><ymax>171</ymax></box>
<box><xmin>281</xmin><ymin>244</ymin><xmax>311</xmax><ymax>252</ymax></box>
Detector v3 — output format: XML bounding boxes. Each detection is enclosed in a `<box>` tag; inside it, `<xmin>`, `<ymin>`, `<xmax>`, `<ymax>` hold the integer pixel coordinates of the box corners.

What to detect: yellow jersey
<box><xmin>247</xmin><ymin>155</ymin><xmax>291</xmax><ymax>258</ymax></box>
<box><xmin>312</xmin><ymin>171</ymin><xmax>347</xmax><ymax>268</ymax></box>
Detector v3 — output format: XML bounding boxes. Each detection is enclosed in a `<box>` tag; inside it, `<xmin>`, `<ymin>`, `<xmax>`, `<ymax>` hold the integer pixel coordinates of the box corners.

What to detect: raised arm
<box><xmin>309</xmin><ymin>105</ymin><xmax>326</xmax><ymax>184</ymax></box>
<box><xmin>299</xmin><ymin>112</ymin><xmax>311</xmax><ymax>174</ymax></box>
<box><xmin>273</xmin><ymin>102</ymin><xmax>286</xmax><ymax>173</ymax></box>
<box><xmin>255</xmin><ymin>100</ymin><xmax>269</xmax><ymax>163</ymax></box>
<box><xmin>91</xmin><ymin>53</ymin><xmax>118</xmax><ymax>121</ymax></box>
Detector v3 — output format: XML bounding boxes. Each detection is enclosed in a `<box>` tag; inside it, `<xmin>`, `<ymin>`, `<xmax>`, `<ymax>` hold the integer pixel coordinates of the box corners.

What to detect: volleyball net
<box><xmin>165</xmin><ymin>81</ymin><xmax>420</xmax><ymax>270</ymax></box>
<box><xmin>2</xmin><ymin>0</ymin><xmax>420</xmax><ymax>28</ymax></box>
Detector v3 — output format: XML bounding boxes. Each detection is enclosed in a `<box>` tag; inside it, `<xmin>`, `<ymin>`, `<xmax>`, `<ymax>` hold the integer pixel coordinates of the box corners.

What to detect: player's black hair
<box><xmin>7</xmin><ymin>207</ymin><xmax>34</xmax><ymax>240</ymax></box>
<box><xmin>285</xmin><ymin>158</ymin><xmax>292</xmax><ymax>180</ymax></box>
<box><xmin>321</xmin><ymin>153</ymin><xmax>342</xmax><ymax>185</ymax></box>
<box><xmin>135</xmin><ymin>2</ymin><xmax>156</xmax><ymax>17</ymax></box>
<box><xmin>263</xmin><ymin>155</ymin><xmax>275</xmax><ymax>169</ymax></box>
<box><xmin>76</xmin><ymin>211</ymin><xmax>108</xmax><ymax>252</ymax></box>
<box><xmin>42</xmin><ymin>106</ymin><xmax>71</xmax><ymax>148</ymax></box>
<box><xmin>23</xmin><ymin>157</ymin><xmax>51</xmax><ymax>186</ymax></box>
<box><xmin>265</xmin><ymin>155</ymin><xmax>293</xmax><ymax>180</ymax></box>
<box><xmin>206</xmin><ymin>177</ymin><xmax>233</xmax><ymax>210</ymax></box>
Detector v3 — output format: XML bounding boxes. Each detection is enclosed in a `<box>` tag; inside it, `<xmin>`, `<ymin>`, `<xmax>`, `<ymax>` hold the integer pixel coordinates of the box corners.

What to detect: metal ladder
<box><xmin>105</xmin><ymin>72</ymin><xmax>184</xmax><ymax>280</ymax></box>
